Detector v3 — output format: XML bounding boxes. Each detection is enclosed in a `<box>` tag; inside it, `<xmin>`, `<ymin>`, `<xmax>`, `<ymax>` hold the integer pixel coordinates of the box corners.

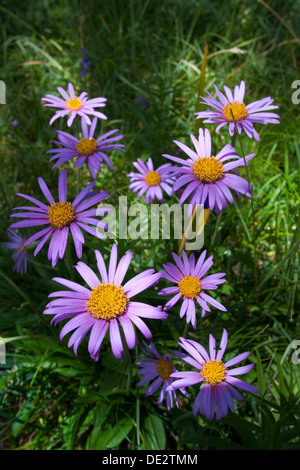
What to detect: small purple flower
<box><xmin>136</xmin><ymin>342</ymin><xmax>189</xmax><ymax>410</ymax></box>
<box><xmin>80</xmin><ymin>48</ymin><xmax>91</xmax><ymax>78</ymax></box>
<box><xmin>3</xmin><ymin>229</ymin><xmax>30</xmax><ymax>275</ymax></box>
<box><xmin>47</xmin><ymin>117</ymin><xmax>125</xmax><ymax>179</ymax></box>
<box><xmin>81</xmin><ymin>57</ymin><xmax>91</xmax><ymax>68</ymax></box>
<box><xmin>195</xmin><ymin>81</ymin><xmax>280</xmax><ymax>141</ymax></box>
<box><xmin>43</xmin><ymin>244</ymin><xmax>167</xmax><ymax>361</ymax></box>
<box><xmin>9</xmin><ymin>170</ymin><xmax>110</xmax><ymax>267</ymax></box>
<box><xmin>158</xmin><ymin>250</ymin><xmax>226</xmax><ymax>329</ymax></box>
<box><xmin>11</xmin><ymin>120</ymin><xmax>19</xmax><ymax>127</ymax></box>
<box><xmin>169</xmin><ymin>329</ymin><xmax>260</xmax><ymax>420</ymax></box>
<box><xmin>163</xmin><ymin>128</ymin><xmax>255</xmax><ymax>215</ymax></box>
<box><xmin>128</xmin><ymin>157</ymin><xmax>176</xmax><ymax>204</ymax></box>
<box><xmin>134</xmin><ymin>97</ymin><xmax>147</xmax><ymax>109</ymax></box>
<box><xmin>41</xmin><ymin>82</ymin><xmax>107</xmax><ymax>127</ymax></box>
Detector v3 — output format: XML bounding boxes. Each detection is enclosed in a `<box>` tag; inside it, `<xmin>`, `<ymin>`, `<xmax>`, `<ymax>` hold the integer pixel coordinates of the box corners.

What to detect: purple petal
<box><xmin>114</xmin><ymin>252</ymin><xmax>132</xmax><ymax>285</ymax></box>
<box><xmin>109</xmin><ymin>319</ymin><xmax>123</xmax><ymax>359</ymax></box>
<box><xmin>88</xmin><ymin>319</ymin><xmax>109</xmax><ymax>359</ymax></box>
<box><xmin>75</xmin><ymin>261</ymin><xmax>100</xmax><ymax>288</ymax></box>
<box><xmin>108</xmin><ymin>243</ymin><xmax>118</xmax><ymax>283</ymax></box>
<box><xmin>119</xmin><ymin>315</ymin><xmax>136</xmax><ymax>349</ymax></box>
<box><xmin>227</xmin><ymin>363</ymin><xmax>254</xmax><ymax>376</ymax></box>
<box><xmin>58</xmin><ymin>170</ymin><xmax>67</xmax><ymax>202</ymax></box>
<box><xmin>38</xmin><ymin>178</ymin><xmax>55</xmax><ymax>205</ymax></box>
<box><xmin>34</xmin><ymin>228</ymin><xmax>53</xmax><ymax>255</ymax></box>
<box><xmin>226</xmin><ymin>376</ymin><xmax>260</xmax><ymax>394</ymax></box>
<box><xmin>126</xmin><ymin>312</ymin><xmax>152</xmax><ymax>339</ymax></box>
<box><xmin>52</xmin><ymin>276</ymin><xmax>91</xmax><ymax>294</ymax></box>
<box><xmin>216</xmin><ymin>329</ymin><xmax>228</xmax><ymax>361</ymax></box>
<box><xmin>95</xmin><ymin>250</ymin><xmax>108</xmax><ymax>283</ymax></box>
<box><xmin>70</xmin><ymin>222</ymin><xmax>84</xmax><ymax>258</ymax></box>
<box><xmin>225</xmin><ymin>351</ymin><xmax>250</xmax><ymax>368</ymax></box>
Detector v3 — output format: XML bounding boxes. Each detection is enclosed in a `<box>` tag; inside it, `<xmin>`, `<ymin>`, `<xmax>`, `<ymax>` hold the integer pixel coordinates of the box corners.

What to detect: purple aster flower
<box><xmin>80</xmin><ymin>68</ymin><xmax>88</xmax><ymax>79</ymax></box>
<box><xmin>158</xmin><ymin>249</ymin><xmax>226</xmax><ymax>329</ymax></box>
<box><xmin>9</xmin><ymin>170</ymin><xmax>110</xmax><ymax>267</ymax></box>
<box><xmin>134</xmin><ymin>97</ymin><xmax>148</xmax><ymax>109</ymax></box>
<box><xmin>80</xmin><ymin>48</ymin><xmax>91</xmax><ymax>78</ymax></box>
<box><xmin>41</xmin><ymin>82</ymin><xmax>107</xmax><ymax>127</ymax></box>
<box><xmin>128</xmin><ymin>157</ymin><xmax>176</xmax><ymax>204</ymax></box>
<box><xmin>163</xmin><ymin>128</ymin><xmax>255</xmax><ymax>215</ymax></box>
<box><xmin>47</xmin><ymin>117</ymin><xmax>125</xmax><ymax>179</ymax></box>
<box><xmin>81</xmin><ymin>58</ymin><xmax>91</xmax><ymax>68</ymax></box>
<box><xmin>43</xmin><ymin>244</ymin><xmax>167</xmax><ymax>361</ymax></box>
<box><xmin>3</xmin><ymin>228</ymin><xmax>30</xmax><ymax>275</ymax></box>
<box><xmin>195</xmin><ymin>81</ymin><xmax>280</xmax><ymax>141</ymax></box>
<box><xmin>168</xmin><ymin>329</ymin><xmax>260</xmax><ymax>420</ymax></box>
<box><xmin>136</xmin><ymin>341</ymin><xmax>188</xmax><ymax>410</ymax></box>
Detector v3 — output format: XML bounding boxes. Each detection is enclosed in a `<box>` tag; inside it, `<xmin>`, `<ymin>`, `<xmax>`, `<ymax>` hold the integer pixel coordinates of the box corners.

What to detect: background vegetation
<box><xmin>0</xmin><ymin>0</ymin><xmax>299</xmax><ymax>450</ymax></box>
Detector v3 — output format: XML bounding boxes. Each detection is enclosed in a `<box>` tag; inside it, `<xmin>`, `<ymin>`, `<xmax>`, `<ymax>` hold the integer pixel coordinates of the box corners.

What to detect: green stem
<box><xmin>65</xmin><ymin>241</ymin><xmax>75</xmax><ymax>280</ymax></box>
<box><xmin>182</xmin><ymin>321</ymin><xmax>189</xmax><ymax>339</ymax></box>
<box><xmin>76</xmin><ymin>165</ymin><xmax>79</xmax><ymax>195</ymax></box>
<box><xmin>122</xmin><ymin>335</ymin><xmax>132</xmax><ymax>395</ymax></box>
<box><xmin>136</xmin><ymin>389</ymin><xmax>141</xmax><ymax>450</ymax></box>
<box><xmin>211</xmin><ymin>213</ymin><xmax>222</xmax><ymax>247</ymax></box>
<box><xmin>231</xmin><ymin>132</ymin><xmax>237</xmax><ymax>149</ymax></box>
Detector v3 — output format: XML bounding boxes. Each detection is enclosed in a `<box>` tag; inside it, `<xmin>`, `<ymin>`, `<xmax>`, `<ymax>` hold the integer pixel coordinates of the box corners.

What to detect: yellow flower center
<box><xmin>76</xmin><ymin>138</ymin><xmax>98</xmax><ymax>156</ymax></box>
<box><xmin>201</xmin><ymin>360</ymin><xmax>226</xmax><ymax>387</ymax></box>
<box><xmin>47</xmin><ymin>202</ymin><xmax>76</xmax><ymax>229</ymax></box>
<box><xmin>156</xmin><ymin>359</ymin><xmax>173</xmax><ymax>381</ymax></box>
<box><xmin>145</xmin><ymin>171</ymin><xmax>161</xmax><ymax>186</ymax></box>
<box><xmin>16</xmin><ymin>241</ymin><xmax>26</xmax><ymax>252</ymax></box>
<box><xmin>66</xmin><ymin>97</ymin><xmax>83</xmax><ymax>111</ymax></box>
<box><xmin>192</xmin><ymin>156</ymin><xmax>224</xmax><ymax>184</ymax></box>
<box><xmin>178</xmin><ymin>275</ymin><xmax>201</xmax><ymax>299</ymax></box>
<box><xmin>86</xmin><ymin>283</ymin><xmax>129</xmax><ymax>320</ymax></box>
<box><xmin>223</xmin><ymin>101</ymin><xmax>248</xmax><ymax>122</ymax></box>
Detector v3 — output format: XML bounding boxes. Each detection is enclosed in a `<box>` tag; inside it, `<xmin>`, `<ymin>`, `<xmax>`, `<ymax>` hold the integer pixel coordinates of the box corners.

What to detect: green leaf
<box><xmin>99</xmin><ymin>418</ymin><xmax>133</xmax><ymax>449</ymax></box>
<box><xmin>143</xmin><ymin>414</ymin><xmax>166</xmax><ymax>450</ymax></box>
<box><xmin>255</xmin><ymin>349</ymin><xmax>266</xmax><ymax>395</ymax></box>
<box><xmin>85</xmin><ymin>405</ymin><xmax>133</xmax><ymax>450</ymax></box>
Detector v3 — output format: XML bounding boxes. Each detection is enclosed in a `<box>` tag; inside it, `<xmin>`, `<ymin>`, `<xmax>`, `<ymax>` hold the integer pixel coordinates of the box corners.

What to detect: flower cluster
<box><xmin>5</xmin><ymin>79</ymin><xmax>279</xmax><ymax>421</ymax></box>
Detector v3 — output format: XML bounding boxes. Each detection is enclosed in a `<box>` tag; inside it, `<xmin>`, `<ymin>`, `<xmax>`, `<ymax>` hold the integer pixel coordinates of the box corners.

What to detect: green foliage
<box><xmin>0</xmin><ymin>0</ymin><xmax>299</xmax><ymax>451</ymax></box>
